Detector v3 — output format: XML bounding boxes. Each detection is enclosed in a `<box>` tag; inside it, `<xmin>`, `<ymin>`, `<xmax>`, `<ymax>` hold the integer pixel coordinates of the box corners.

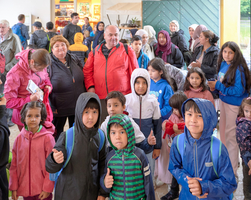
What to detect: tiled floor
<box><xmin>8</xmin><ymin>124</ymin><xmax>244</xmax><ymax>200</ymax></box>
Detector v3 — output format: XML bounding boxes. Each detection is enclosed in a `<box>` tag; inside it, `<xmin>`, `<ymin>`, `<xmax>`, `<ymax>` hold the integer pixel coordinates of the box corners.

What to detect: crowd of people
<box><xmin>0</xmin><ymin>11</ymin><xmax>250</xmax><ymax>200</ymax></box>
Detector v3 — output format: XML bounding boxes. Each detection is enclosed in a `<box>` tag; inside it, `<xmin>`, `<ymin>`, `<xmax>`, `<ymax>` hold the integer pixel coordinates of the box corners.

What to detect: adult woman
<box><xmin>188</xmin><ymin>24</ymin><xmax>198</xmax><ymax>52</ymax></box>
<box><xmin>190</xmin><ymin>30</ymin><xmax>220</xmax><ymax>80</ymax></box>
<box><xmin>192</xmin><ymin>24</ymin><xmax>208</xmax><ymax>51</ymax></box>
<box><xmin>92</xmin><ymin>21</ymin><xmax>104</xmax><ymax>49</ymax></box>
<box><xmin>169</xmin><ymin>20</ymin><xmax>188</xmax><ymax>54</ymax></box>
<box><xmin>4</xmin><ymin>49</ymin><xmax>52</xmax><ymax>131</ymax></box>
<box><xmin>135</xmin><ymin>29</ymin><xmax>155</xmax><ymax>60</ymax></box>
<box><xmin>129</xmin><ymin>28</ymin><xmax>138</xmax><ymax>38</ymax></box>
<box><xmin>144</xmin><ymin>25</ymin><xmax>157</xmax><ymax>47</ymax></box>
<box><xmin>154</xmin><ymin>30</ymin><xmax>184</xmax><ymax>68</ymax></box>
<box><xmin>48</xmin><ymin>35</ymin><xmax>86</xmax><ymax>140</ymax></box>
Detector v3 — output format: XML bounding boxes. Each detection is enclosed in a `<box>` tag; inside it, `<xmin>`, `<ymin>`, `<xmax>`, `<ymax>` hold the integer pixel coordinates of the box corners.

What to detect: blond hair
<box><xmin>50</xmin><ymin>35</ymin><xmax>70</xmax><ymax>49</ymax></box>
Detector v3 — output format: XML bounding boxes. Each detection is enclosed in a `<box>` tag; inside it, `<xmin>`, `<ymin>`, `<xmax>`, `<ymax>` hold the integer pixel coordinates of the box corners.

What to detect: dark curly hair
<box><xmin>20</xmin><ymin>101</ymin><xmax>47</xmax><ymax>125</ymax></box>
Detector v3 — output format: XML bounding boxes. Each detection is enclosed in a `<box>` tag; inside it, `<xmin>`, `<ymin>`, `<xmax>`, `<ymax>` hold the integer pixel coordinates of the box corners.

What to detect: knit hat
<box><xmin>169</xmin><ymin>20</ymin><xmax>179</xmax><ymax>31</ymax></box>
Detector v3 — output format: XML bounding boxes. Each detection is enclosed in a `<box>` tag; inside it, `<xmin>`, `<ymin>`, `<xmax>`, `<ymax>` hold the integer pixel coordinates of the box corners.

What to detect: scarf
<box><xmin>155</xmin><ymin>30</ymin><xmax>172</xmax><ymax>62</ymax></box>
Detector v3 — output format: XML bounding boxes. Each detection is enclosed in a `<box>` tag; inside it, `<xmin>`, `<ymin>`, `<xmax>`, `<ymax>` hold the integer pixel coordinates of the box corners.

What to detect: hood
<box><xmin>74</xmin><ymin>92</ymin><xmax>101</xmax><ymax>138</ymax></box>
<box><xmin>171</xmin><ymin>29</ymin><xmax>184</xmax><ymax>37</ymax></box>
<box><xmin>73</xmin><ymin>32</ymin><xmax>84</xmax><ymax>44</ymax></box>
<box><xmin>181</xmin><ymin>98</ymin><xmax>217</xmax><ymax>142</ymax></box>
<box><xmin>34</xmin><ymin>29</ymin><xmax>47</xmax><ymax>37</ymax></box>
<box><xmin>21</xmin><ymin>125</ymin><xmax>53</xmax><ymax>140</ymax></box>
<box><xmin>15</xmin><ymin>49</ymin><xmax>35</xmax><ymax>74</ymax></box>
<box><xmin>130</xmin><ymin>68</ymin><xmax>151</xmax><ymax>100</ymax></box>
<box><xmin>107</xmin><ymin>114</ymin><xmax>135</xmax><ymax>156</ymax></box>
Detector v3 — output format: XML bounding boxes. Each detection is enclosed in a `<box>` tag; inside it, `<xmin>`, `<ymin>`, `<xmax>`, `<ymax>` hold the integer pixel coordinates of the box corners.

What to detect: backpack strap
<box><xmin>177</xmin><ymin>133</ymin><xmax>185</xmax><ymax>159</ymax></box>
<box><xmin>98</xmin><ymin>129</ymin><xmax>105</xmax><ymax>152</ymax></box>
<box><xmin>123</xmin><ymin>43</ymin><xmax>128</xmax><ymax>55</ymax></box>
<box><xmin>63</xmin><ymin>126</ymin><xmax>75</xmax><ymax>168</ymax></box>
<box><xmin>210</xmin><ymin>135</ymin><xmax>222</xmax><ymax>178</ymax></box>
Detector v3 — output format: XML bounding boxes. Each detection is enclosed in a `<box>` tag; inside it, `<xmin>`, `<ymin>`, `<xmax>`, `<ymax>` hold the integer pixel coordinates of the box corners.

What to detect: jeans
<box><xmin>146</xmin><ymin>151</ymin><xmax>155</xmax><ymax>181</ymax></box>
<box><xmin>242</xmin><ymin>161</ymin><xmax>251</xmax><ymax>199</ymax></box>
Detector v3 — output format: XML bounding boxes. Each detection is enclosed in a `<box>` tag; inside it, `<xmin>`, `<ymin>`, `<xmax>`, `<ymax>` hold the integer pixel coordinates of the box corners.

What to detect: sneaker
<box><xmin>160</xmin><ymin>191</ymin><xmax>179</xmax><ymax>200</ymax></box>
<box><xmin>155</xmin><ymin>178</ymin><xmax>164</xmax><ymax>187</ymax></box>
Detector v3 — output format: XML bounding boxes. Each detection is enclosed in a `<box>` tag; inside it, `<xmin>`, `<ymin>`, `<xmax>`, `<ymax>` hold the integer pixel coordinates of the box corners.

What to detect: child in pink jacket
<box><xmin>9</xmin><ymin>102</ymin><xmax>55</xmax><ymax>200</ymax></box>
<box><xmin>4</xmin><ymin>49</ymin><xmax>52</xmax><ymax>131</ymax></box>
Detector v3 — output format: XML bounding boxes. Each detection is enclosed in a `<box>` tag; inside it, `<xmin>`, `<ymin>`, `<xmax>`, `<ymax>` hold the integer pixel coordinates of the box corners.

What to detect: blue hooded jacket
<box><xmin>169</xmin><ymin>98</ymin><xmax>237</xmax><ymax>200</ymax></box>
<box><xmin>137</xmin><ymin>50</ymin><xmax>150</xmax><ymax>69</ymax></box>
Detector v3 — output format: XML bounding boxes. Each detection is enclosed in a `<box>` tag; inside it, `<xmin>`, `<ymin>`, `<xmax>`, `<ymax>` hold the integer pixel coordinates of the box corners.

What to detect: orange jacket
<box><xmin>83</xmin><ymin>42</ymin><xmax>138</xmax><ymax>99</ymax></box>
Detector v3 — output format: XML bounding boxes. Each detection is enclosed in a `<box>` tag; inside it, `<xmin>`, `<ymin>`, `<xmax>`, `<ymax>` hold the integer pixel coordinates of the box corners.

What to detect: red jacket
<box><xmin>83</xmin><ymin>42</ymin><xmax>138</xmax><ymax>99</ymax></box>
<box><xmin>9</xmin><ymin>126</ymin><xmax>55</xmax><ymax>197</ymax></box>
<box><xmin>4</xmin><ymin>49</ymin><xmax>52</xmax><ymax>126</ymax></box>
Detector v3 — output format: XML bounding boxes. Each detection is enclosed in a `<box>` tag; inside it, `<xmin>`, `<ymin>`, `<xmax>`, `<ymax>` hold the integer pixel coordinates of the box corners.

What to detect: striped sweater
<box><xmin>100</xmin><ymin>114</ymin><xmax>155</xmax><ymax>200</ymax></box>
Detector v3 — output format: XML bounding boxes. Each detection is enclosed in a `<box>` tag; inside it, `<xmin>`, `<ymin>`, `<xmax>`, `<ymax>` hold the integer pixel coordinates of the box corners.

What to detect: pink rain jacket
<box><xmin>9</xmin><ymin>126</ymin><xmax>55</xmax><ymax>197</ymax></box>
<box><xmin>4</xmin><ymin>49</ymin><xmax>52</xmax><ymax>126</ymax></box>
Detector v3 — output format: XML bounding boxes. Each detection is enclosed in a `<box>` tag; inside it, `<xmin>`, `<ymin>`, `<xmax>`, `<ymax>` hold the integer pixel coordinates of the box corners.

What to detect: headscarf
<box><xmin>188</xmin><ymin>24</ymin><xmax>199</xmax><ymax>51</ymax></box>
<box><xmin>189</xmin><ymin>24</ymin><xmax>199</xmax><ymax>33</ymax></box>
<box><xmin>155</xmin><ymin>30</ymin><xmax>172</xmax><ymax>62</ymax></box>
<box><xmin>192</xmin><ymin>25</ymin><xmax>207</xmax><ymax>49</ymax></box>
<box><xmin>135</xmin><ymin>29</ymin><xmax>148</xmax><ymax>38</ymax></box>
<box><xmin>129</xmin><ymin>29</ymin><xmax>138</xmax><ymax>37</ymax></box>
<box><xmin>144</xmin><ymin>25</ymin><xmax>156</xmax><ymax>39</ymax></box>
<box><xmin>169</xmin><ymin>20</ymin><xmax>180</xmax><ymax>32</ymax></box>
<box><xmin>92</xmin><ymin>21</ymin><xmax>104</xmax><ymax>49</ymax></box>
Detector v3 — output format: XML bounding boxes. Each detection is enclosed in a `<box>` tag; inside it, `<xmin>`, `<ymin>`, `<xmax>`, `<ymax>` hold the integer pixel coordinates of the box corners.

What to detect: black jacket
<box><xmin>0</xmin><ymin>105</ymin><xmax>10</xmax><ymax>200</ymax></box>
<box><xmin>170</xmin><ymin>29</ymin><xmax>188</xmax><ymax>54</ymax></box>
<box><xmin>191</xmin><ymin>45</ymin><xmax>220</xmax><ymax>79</ymax></box>
<box><xmin>92</xmin><ymin>33</ymin><xmax>104</xmax><ymax>49</ymax></box>
<box><xmin>63</xmin><ymin>23</ymin><xmax>82</xmax><ymax>45</ymax></box>
<box><xmin>154</xmin><ymin>43</ymin><xmax>184</xmax><ymax>68</ymax></box>
<box><xmin>48</xmin><ymin>52</ymin><xmax>86</xmax><ymax>117</ymax></box>
<box><xmin>30</xmin><ymin>30</ymin><xmax>48</xmax><ymax>49</ymax></box>
<box><xmin>47</xmin><ymin>32</ymin><xmax>57</xmax><ymax>40</ymax></box>
<box><xmin>46</xmin><ymin>93</ymin><xmax>108</xmax><ymax>200</ymax></box>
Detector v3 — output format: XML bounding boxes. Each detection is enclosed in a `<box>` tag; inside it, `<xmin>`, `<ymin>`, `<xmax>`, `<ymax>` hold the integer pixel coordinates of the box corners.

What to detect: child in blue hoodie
<box><xmin>208</xmin><ymin>41</ymin><xmax>251</xmax><ymax>176</ymax></box>
<box><xmin>148</xmin><ymin>57</ymin><xmax>174</xmax><ymax>120</ymax></box>
<box><xmin>125</xmin><ymin>68</ymin><xmax>162</xmax><ymax>181</ymax></box>
<box><xmin>169</xmin><ymin>98</ymin><xmax>237</xmax><ymax>200</ymax></box>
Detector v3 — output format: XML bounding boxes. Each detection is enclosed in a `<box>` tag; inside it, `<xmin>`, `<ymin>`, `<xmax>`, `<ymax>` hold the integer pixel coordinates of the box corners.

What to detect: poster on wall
<box><xmin>78</xmin><ymin>3</ymin><xmax>90</xmax><ymax>15</ymax></box>
<box><xmin>94</xmin><ymin>5</ymin><xmax>100</xmax><ymax>15</ymax></box>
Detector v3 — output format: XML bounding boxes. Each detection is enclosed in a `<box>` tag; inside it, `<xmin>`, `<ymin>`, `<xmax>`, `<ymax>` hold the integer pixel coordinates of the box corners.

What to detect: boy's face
<box><xmin>109</xmin><ymin>124</ymin><xmax>128</xmax><ymax>150</ymax></box>
<box><xmin>134</xmin><ymin>77</ymin><xmax>147</xmax><ymax>96</ymax></box>
<box><xmin>131</xmin><ymin>40</ymin><xmax>142</xmax><ymax>54</ymax></box>
<box><xmin>82</xmin><ymin>108</ymin><xmax>99</xmax><ymax>129</ymax></box>
<box><xmin>107</xmin><ymin>98</ymin><xmax>125</xmax><ymax>117</ymax></box>
<box><xmin>185</xmin><ymin>107</ymin><xmax>204</xmax><ymax>139</ymax></box>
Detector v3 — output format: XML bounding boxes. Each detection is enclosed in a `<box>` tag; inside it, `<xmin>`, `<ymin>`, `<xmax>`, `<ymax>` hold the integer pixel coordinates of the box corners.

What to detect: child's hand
<box><xmin>187</xmin><ymin>176</ymin><xmax>207</xmax><ymax>198</ymax></box>
<box><xmin>44</xmin><ymin>85</ymin><xmax>52</xmax><ymax>93</ymax></box>
<box><xmin>173</xmin><ymin>124</ymin><xmax>179</xmax><ymax>133</ymax></box>
<box><xmin>30</xmin><ymin>91</ymin><xmax>40</xmax><ymax>101</ymax></box>
<box><xmin>97</xmin><ymin>196</ymin><xmax>105</xmax><ymax>200</ymax></box>
<box><xmin>52</xmin><ymin>149</ymin><xmax>64</xmax><ymax>164</ymax></box>
<box><xmin>207</xmin><ymin>80</ymin><xmax>217</xmax><ymax>91</ymax></box>
<box><xmin>38</xmin><ymin>191</ymin><xmax>50</xmax><ymax>200</ymax></box>
<box><xmin>12</xmin><ymin>191</ymin><xmax>18</xmax><ymax>200</ymax></box>
<box><xmin>147</xmin><ymin>130</ymin><xmax>156</xmax><ymax>145</ymax></box>
<box><xmin>162</xmin><ymin>120</ymin><xmax>167</xmax><ymax>131</ymax></box>
<box><xmin>104</xmin><ymin>168</ymin><xmax>114</xmax><ymax>188</ymax></box>
<box><xmin>152</xmin><ymin>149</ymin><xmax>160</xmax><ymax>159</ymax></box>
<box><xmin>248</xmin><ymin>160</ymin><xmax>251</xmax><ymax>175</ymax></box>
<box><xmin>0</xmin><ymin>97</ymin><xmax>6</xmax><ymax>106</ymax></box>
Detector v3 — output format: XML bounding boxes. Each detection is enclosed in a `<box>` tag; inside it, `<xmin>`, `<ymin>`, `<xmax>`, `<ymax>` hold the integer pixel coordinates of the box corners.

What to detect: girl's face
<box><xmin>25</xmin><ymin>108</ymin><xmax>41</xmax><ymax>133</ymax></box>
<box><xmin>142</xmin><ymin>34</ymin><xmax>148</xmax><ymax>45</ymax></box>
<box><xmin>134</xmin><ymin>77</ymin><xmax>147</xmax><ymax>95</ymax></box>
<box><xmin>243</xmin><ymin>104</ymin><xmax>251</xmax><ymax>121</ymax></box>
<box><xmin>158</xmin><ymin>33</ymin><xmax>167</xmax><ymax>45</ymax></box>
<box><xmin>98</xmin><ymin>23</ymin><xmax>104</xmax><ymax>31</ymax></box>
<box><xmin>173</xmin><ymin>108</ymin><xmax>181</xmax><ymax>118</ymax></box>
<box><xmin>199</xmin><ymin>32</ymin><xmax>208</xmax><ymax>45</ymax></box>
<box><xmin>169</xmin><ymin>23</ymin><xmax>177</xmax><ymax>32</ymax></box>
<box><xmin>188</xmin><ymin>72</ymin><xmax>202</xmax><ymax>89</ymax></box>
<box><xmin>222</xmin><ymin>46</ymin><xmax>235</xmax><ymax>65</ymax></box>
<box><xmin>189</xmin><ymin>27</ymin><xmax>195</xmax><ymax>38</ymax></box>
<box><xmin>148</xmin><ymin>65</ymin><xmax>162</xmax><ymax>82</ymax></box>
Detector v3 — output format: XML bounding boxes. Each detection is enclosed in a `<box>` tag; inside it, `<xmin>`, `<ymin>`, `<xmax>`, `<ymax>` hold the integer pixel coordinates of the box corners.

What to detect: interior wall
<box><xmin>0</xmin><ymin>0</ymin><xmax>51</xmax><ymax>33</ymax></box>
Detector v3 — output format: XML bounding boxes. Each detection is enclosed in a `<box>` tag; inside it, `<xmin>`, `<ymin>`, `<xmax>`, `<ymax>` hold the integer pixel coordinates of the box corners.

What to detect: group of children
<box><xmin>2</xmin><ymin>38</ymin><xmax>251</xmax><ymax>200</ymax></box>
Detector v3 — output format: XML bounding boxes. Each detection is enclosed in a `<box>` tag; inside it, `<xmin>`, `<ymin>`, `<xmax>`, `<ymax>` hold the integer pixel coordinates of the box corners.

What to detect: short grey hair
<box><xmin>104</xmin><ymin>25</ymin><xmax>119</xmax><ymax>33</ymax></box>
<box><xmin>0</xmin><ymin>20</ymin><xmax>10</xmax><ymax>27</ymax></box>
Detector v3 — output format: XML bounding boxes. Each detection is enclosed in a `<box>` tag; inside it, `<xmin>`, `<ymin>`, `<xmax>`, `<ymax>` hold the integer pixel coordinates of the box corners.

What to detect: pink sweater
<box><xmin>184</xmin><ymin>87</ymin><xmax>215</xmax><ymax>107</ymax></box>
<box><xmin>9</xmin><ymin>126</ymin><xmax>55</xmax><ymax>197</ymax></box>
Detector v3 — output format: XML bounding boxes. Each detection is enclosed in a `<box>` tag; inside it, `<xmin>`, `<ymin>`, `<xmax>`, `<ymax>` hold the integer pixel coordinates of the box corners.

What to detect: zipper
<box><xmin>34</xmin><ymin>72</ymin><xmax>42</xmax><ymax>86</ymax></box>
<box><xmin>193</xmin><ymin>141</ymin><xmax>199</xmax><ymax>199</ymax></box>
<box><xmin>139</xmin><ymin>96</ymin><xmax>142</xmax><ymax>129</ymax></box>
<box><xmin>122</xmin><ymin>154</ymin><xmax>126</xmax><ymax>199</ymax></box>
<box><xmin>29</xmin><ymin>133</ymin><xmax>32</xmax><ymax>196</ymax></box>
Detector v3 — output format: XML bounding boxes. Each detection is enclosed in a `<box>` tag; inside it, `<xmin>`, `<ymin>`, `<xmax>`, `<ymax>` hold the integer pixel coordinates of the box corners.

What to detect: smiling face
<box><xmin>82</xmin><ymin>108</ymin><xmax>99</xmax><ymax>129</ymax></box>
<box><xmin>98</xmin><ymin>23</ymin><xmax>104</xmax><ymax>31</ymax></box>
<box><xmin>158</xmin><ymin>33</ymin><xmax>167</xmax><ymax>46</ymax></box>
<box><xmin>222</xmin><ymin>46</ymin><xmax>235</xmax><ymax>65</ymax></box>
<box><xmin>25</xmin><ymin>108</ymin><xmax>41</xmax><ymax>133</ymax></box>
<box><xmin>107</xmin><ymin>98</ymin><xmax>125</xmax><ymax>117</ymax></box>
<box><xmin>185</xmin><ymin>107</ymin><xmax>204</xmax><ymax>139</ymax></box>
<box><xmin>169</xmin><ymin>23</ymin><xmax>177</xmax><ymax>32</ymax></box>
<box><xmin>134</xmin><ymin>77</ymin><xmax>147</xmax><ymax>96</ymax></box>
<box><xmin>51</xmin><ymin>41</ymin><xmax>67</xmax><ymax>60</ymax></box>
<box><xmin>104</xmin><ymin>25</ymin><xmax>119</xmax><ymax>49</ymax></box>
<box><xmin>0</xmin><ymin>23</ymin><xmax>9</xmax><ymax>37</ymax></box>
<box><xmin>188</xmin><ymin>72</ymin><xmax>202</xmax><ymax>89</ymax></box>
<box><xmin>109</xmin><ymin>124</ymin><xmax>128</xmax><ymax>150</ymax></box>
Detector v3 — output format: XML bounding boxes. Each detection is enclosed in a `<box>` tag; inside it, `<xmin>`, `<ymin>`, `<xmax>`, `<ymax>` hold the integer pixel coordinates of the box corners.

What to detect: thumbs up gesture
<box><xmin>104</xmin><ymin>168</ymin><xmax>114</xmax><ymax>188</ymax></box>
<box><xmin>52</xmin><ymin>149</ymin><xmax>64</xmax><ymax>164</ymax></box>
<box><xmin>147</xmin><ymin>130</ymin><xmax>156</xmax><ymax>146</ymax></box>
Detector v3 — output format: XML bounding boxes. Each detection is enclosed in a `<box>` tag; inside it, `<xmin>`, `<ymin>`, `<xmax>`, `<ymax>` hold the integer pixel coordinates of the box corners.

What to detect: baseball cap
<box><xmin>32</xmin><ymin>21</ymin><xmax>42</xmax><ymax>28</ymax></box>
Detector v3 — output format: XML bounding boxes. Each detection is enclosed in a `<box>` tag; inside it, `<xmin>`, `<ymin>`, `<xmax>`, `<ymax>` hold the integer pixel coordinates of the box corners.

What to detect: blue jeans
<box><xmin>146</xmin><ymin>151</ymin><xmax>155</xmax><ymax>181</ymax></box>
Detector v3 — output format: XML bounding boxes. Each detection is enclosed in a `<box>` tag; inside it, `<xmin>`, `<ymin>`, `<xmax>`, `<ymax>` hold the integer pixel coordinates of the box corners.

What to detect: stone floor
<box><xmin>8</xmin><ymin>124</ymin><xmax>244</xmax><ymax>200</ymax></box>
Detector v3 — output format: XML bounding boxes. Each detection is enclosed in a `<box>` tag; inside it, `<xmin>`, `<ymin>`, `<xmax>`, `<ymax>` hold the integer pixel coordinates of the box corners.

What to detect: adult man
<box><xmin>83</xmin><ymin>25</ymin><xmax>139</xmax><ymax>121</ymax></box>
<box><xmin>11</xmin><ymin>14</ymin><xmax>30</xmax><ymax>49</ymax></box>
<box><xmin>63</xmin><ymin>12</ymin><xmax>81</xmax><ymax>45</ymax></box>
<box><xmin>29</xmin><ymin>21</ymin><xmax>48</xmax><ymax>49</ymax></box>
<box><xmin>81</xmin><ymin>17</ymin><xmax>92</xmax><ymax>34</ymax></box>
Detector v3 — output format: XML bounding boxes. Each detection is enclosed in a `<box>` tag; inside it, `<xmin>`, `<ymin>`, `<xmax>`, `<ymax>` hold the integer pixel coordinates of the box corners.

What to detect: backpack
<box><xmin>33</xmin><ymin>32</ymin><xmax>49</xmax><ymax>49</ymax></box>
<box><xmin>49</xmin><ymin>126</ymin><xmax>105</xmax><ymax>186</ymax></box>
<box><xmin>12</xmin><ymin>24</ymin><xmax>26</xmax><ymax>44</ymax></box>
<box><xmin>46</xmin><ymin>34</ymin><xmax>51</xmax><ymax>53</ymax></box>
<box><xmin>0</xmin><ymin>50</ymin><xmax>5</xmax><ymax>74</ymax></box>
<box><xmin>177</xmin><ymin>133</ymin><xmax>233</xmax><ymax>199</ymax></box>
